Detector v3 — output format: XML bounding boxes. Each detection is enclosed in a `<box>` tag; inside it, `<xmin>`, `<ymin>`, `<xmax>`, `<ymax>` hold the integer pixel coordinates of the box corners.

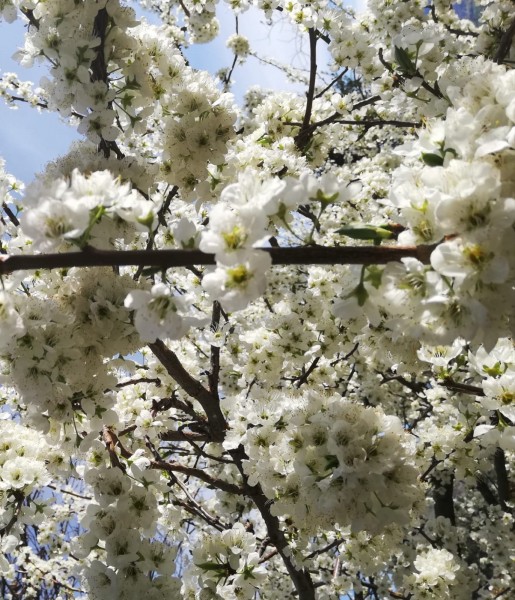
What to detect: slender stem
<box><xmin>315</xmin><ymin>68</ymin><xmax>348</xmax><ymax>98</ymax></box>
<box><xmin>494</xmin><ymin>447</ymin><xmax>510</xmax><ymax>510</ymax></box>
<box><xmin>295</xmin><ymin>28</ymin><xmax>319</xmax><ymax>151</ymax></box>
<box><xmin>151</xmin><ymin>459</ymin><xmax>243</xmax><ymax>495</ymax></box>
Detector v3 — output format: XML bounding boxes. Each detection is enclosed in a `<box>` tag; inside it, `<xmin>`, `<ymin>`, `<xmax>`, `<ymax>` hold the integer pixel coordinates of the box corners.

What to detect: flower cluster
<box><xmin>384</xmin><ymin>58</ymin><xmax>515</xmax><ymax>345</ymax></box>
<box><xmin>0</xmin><ymin>418</ymin><xmax>51</xmax><ymax>534</ymax></box>
<box><xmin>161</xmin><ymin>70</ymin><xmax>237</xmax><ymax>196</ymax></box>
<box><xmin>124</xmin><ymin>282</ymin><xmax>208</xmax><ymax>343</ymax></box>
<box><xmin>241</xmin><ymin>391</ymin><xmax>424</xmax><ymax>535</ymax></box>
<box><xmin>404</xmin><ymin>548</ymin><xmax>461</xmax><ymax>600</ymax></box>
<box><xmin>1</xmin><ymin>0</ymin><xmax>515</xmax><ymax>598</ymax></box>
<box><xmin>183</xmin><ymin>523</ymin><xmax>266</xmax><ymax>600</ymax></box>
<box><xmin>226</xmin><ymin>33</ymin><xmax>250</xmax><ymax>59</ymax></box>
<box><xmin>78</xmin><ymin>457</ymin><xmax>180</xmax><ymax>600</ymax></box>
<box><xmin>20</xmin><ymin>169</ymin><xmax>157</xmax><ymax>251</ymax></box>
<box><xmin>199</xmin><ymin>170</ymin><xmax>285</xmax><ymax>311</ymax></box>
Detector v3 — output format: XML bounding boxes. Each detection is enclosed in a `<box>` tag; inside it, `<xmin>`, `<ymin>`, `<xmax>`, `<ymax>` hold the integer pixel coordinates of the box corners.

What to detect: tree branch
<box><xmin>151</xmin><ymin>459</ymin><xmax>243</xmax><ymax>495</ymax></box>
<box><xmin>0</xmin><ymin>243</ymin><xmax>436</xmax><ymax>275</ymax></box>
<box><xmin>295</xmin><ymin>28</ymin><xmax>318</xmax><ymax>151</ymax></box>
<box><xmin>230</xmin><ymin>446</ymin><xmax>316</xmax><ymax>600</ymax></box>
<box><xmin>441</xmin><ymin>378</ymin><xmax>485</xmax><ymax>397</ymax></box>
<box><xmin>431</xmin><ymin>472</ymin><xmax>456</xmax><ymax>526</ymax></box>
<box><xmin>148</xmin><ymin>339</ymin><xmax>227</xmax><ymax>442</ymax></box>
<box><xmin>494</xmin><ymin>14</ymin><xmax>515</xmax><ymax>64</ymax></box>
<box><xmin>208</xmin><ymin>301</ymin><xmax>222</xmax><ymax>401</ymax></box>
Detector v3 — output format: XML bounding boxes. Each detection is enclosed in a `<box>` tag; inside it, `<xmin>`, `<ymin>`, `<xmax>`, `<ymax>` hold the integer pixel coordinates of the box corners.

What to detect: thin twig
<box><xmin>315</xmin><ymin>68</ymin><xmax>348</xmax><ymax>98</ymax></box>
<box><xmin>295</xmin><ymin>28</ymin><xmax>319</xmax><ymax>151</ymax></box>
<box><xmin>151</xmin><ymin>459</ymin><xmax>243</xmax><ymax>495</ymax></box>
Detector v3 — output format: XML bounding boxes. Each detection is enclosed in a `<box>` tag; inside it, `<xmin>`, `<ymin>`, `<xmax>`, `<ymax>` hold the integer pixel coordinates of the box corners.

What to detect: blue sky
<box><xmin>0</xmin><ymin>22</ymin><xmax>79</xmax><ymax>183</ymax></box>
<box><xmin>0</xmin><ymin>2</ymin><xmax>364</xmax><ymax>186</ymax></box>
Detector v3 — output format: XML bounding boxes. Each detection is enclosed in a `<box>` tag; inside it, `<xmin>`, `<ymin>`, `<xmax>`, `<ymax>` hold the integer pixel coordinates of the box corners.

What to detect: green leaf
<box><xmin>257</xmin><ymin>134</ymin><xmax>272</xmax><ymax>147</ymax></box>
<box><xmin>421</xmin><ymin>152</ymin><xmax>444</xmax><ymax>167</ymax></box>
<box><xmin>124</xmin><ymin>75</ymin><xmax>141</xmax><ymax>91</ymax></box>
<box><xmin>394</xmin><ymin>46</ymin><xmax>417</xmax><ymax>76</ymax></box>
<box><xmin>120</xmin><ymin>93</ymin><xmax>134</xmax><ymax>109</ymax></box>
<box><xmin>195</xmin><ymin>562</ymin><xmax>230</xmax><ymax>573</ymax></box>
<box><xmin>335</xmin><ymin>225</ymin><xmax>395</xmax><ymax>245</ymax></box>
<box><xmin>324</xmin><ymin>454</ymin><xmax>339</xmax><ymax>470</ymax></box>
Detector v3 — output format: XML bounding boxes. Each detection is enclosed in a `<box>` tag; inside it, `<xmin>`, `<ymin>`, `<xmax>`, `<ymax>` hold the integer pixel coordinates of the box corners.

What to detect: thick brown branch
<box><xmin>91</xmin><ymin>8</ymin><xmax>109</xmax><ymax>83</ymax></box>
<box><xmin>0</xmin><ymin>243</ymin><xmax>436</xmax><ymax>275</ymax></box>
<box><xmin>288</xmin><ymin>118</ymin><xmax>421</xmax><ymax>129</ymax></box>
<box><xmin>149</xmin><ymin>339</ymin><xmax>227</xmax><ymax>442</ymax></box>
<box><xmin>431</xmin><ymin>472</ymin><xmax>456</xmax><ymax>525</ymax></box>
<box><xmin>159</xmin><ymin>430</ymin><xmax>210</xmax><ymax>442</ymax></box>
<box><xmin>494</xmin><ymin>14</ymin><xmax>515</xmax><ymax>64</ymax></box>
<box><xmin>2</xmin><ymin>202</ymin><xmax>20</xmax><ymax>227</ymax></box>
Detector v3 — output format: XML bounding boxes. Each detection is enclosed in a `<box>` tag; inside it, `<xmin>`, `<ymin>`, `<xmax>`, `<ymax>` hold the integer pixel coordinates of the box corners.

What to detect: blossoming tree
<box><xmin>0</xmin><ymin>0</ymin><xmax>514</xmax><ymax>598</ymax></box>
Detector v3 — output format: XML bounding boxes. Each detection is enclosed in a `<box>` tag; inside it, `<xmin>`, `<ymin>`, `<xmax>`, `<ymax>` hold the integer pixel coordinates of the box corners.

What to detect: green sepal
<box><xmin>355</xmin><ymin>281</ymin><xmax>369</xmax><ymax>307</ymax></box>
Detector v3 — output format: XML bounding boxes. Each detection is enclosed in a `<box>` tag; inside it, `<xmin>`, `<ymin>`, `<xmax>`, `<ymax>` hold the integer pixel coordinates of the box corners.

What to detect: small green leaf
<box><xmin>195</xmin><ymin>562</ymin><xmax>230</xmax><ymax>573</ymax></box>
<box><xmin>335</xmin><ymin>225</ymin><xmax>395</xmax><ymax>244</ymax></box>
<box><xmin>421</xmin><ymin>152</ymin><xmax>444</xmax><ymax>167</ymax></box>
<box><xmin>325</xmin><ymin>454</ymin><xmax>339</xmax><ymax>470</ymax></box>
<box><xmin>394</xmin><ymin>46</ymin><xmax>417</xmax><ymax>76</ymax></box>
<box><xmin>257</xmin><ymin>134</ymin><xmax>272</xmax><ymax>147</ymax></box>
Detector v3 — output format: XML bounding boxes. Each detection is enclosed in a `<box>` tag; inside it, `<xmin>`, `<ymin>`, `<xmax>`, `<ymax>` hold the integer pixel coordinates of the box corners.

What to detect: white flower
<box><xmin>0</xmin><ymin>291</ymin><xmax>25</xmax><ymax>346</ymax></box>
<box><xmin>202</xmin><ymin>250</ymin><xmax>272</xmax><ymax>311</ymax></box>
<box><xmin>413</xmin><ymin>548</ymin><xmax>459</xmax><ymax>586</ymax></box>
<box><xmin>124</xmin><ymin>283</ymin><xmax>191</xmax><ymax>342</ymax></box>
<box><xmin>417</xmin><ymin>338</ymin><xmax>464</xmax><ymax>367</ymax></box>
<box><xmin>226</xmin><ymin>34</ymin><xmax>250</xmax><ymax>58</ymax></box>
<box><xmin>199</xmin><ymin>204</ymin><xmax>268</xmax><ymax>264</ymax></box>
<box><xmin>482</xmin><ymin>372</ymin><xmax>515</xmax><ymax>421</ymax></box>
<box><xmin>430</xmin><ymin>237</ymin><xmax>509</xmax><ymax>285</ymax></box>
<box><xmin>220</xmin><ymin>170</ymin><xmax>286</xmax><ymax>216</ymax></box>
<box><xmin>77</xmin><ymin>108</ymin><xmax>119</xmax><ymax>143</ymax></box>
<box><xmin>20</xmin><ymin>198</ymin><xmax>90</xmax><ymax>249</ymax></box>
